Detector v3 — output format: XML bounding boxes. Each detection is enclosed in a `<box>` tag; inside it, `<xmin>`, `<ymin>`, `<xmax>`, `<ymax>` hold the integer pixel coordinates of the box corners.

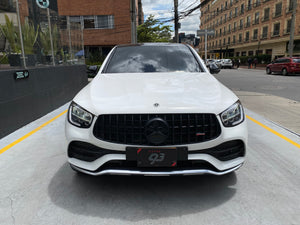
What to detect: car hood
<box><xmin>74</xmin><ymin>72</ymin><xmax>239</xmax><ymax>115</ymax></box>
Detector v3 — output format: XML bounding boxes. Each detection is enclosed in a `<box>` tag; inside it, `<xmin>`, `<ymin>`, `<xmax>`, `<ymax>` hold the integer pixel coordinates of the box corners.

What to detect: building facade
<box><xmin>57</xmin><ymin>0</ymin><xmax>143</xmax><ymax>57</ymax></box>
<box><xmin>199</xmin><ymin>0</ymin><xmax>300</xmax><ymax>60</ymax></box>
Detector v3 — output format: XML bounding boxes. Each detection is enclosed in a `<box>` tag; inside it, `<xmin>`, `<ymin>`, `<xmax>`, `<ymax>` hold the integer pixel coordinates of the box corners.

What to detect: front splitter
<box><xmin>71</xmin><ymin>164</ymin><xmax>242</xmax><ymax>176</ymax></box>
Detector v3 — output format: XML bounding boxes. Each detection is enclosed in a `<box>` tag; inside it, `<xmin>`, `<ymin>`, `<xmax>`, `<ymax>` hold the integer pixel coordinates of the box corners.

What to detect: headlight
<box><xmin>220</xmin><ymin>101</ymin><xmax>244</xmax><ymax>127</ymax></box>
<box><xmin>68</xmin><ymin>102</ymin><xmax>94</xmax><ymax>128</ymax></box>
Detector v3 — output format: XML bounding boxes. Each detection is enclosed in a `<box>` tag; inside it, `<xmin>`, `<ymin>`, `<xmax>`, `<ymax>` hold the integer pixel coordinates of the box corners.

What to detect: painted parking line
<box><xmin>0</xmin><ymin>110</ymin><xmax>67</xmax><ymax>155</ymax></box>
<box><xmin>1</xmin><ymin>111</ymin><xmax>299</xmax><ymax>156</ymax></box>
<box><xmin>246</xmin><ymin>115</ymin><xmax>300</xmax><ymax>149</ymax></box>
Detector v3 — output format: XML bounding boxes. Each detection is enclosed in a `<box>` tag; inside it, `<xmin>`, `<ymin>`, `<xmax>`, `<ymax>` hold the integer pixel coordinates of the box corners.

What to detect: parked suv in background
<box><xmin>221</xmin><ymin>59</ymin><xmax>233</xmax><ymax>69</ymax></box>
<box><xmin>266</xmin><ymin>57</ymin><xmax>300</xmax><ymax>76</ymax></box>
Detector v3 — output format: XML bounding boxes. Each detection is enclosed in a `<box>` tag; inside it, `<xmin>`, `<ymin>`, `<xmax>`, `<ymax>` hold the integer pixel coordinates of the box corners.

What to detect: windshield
<box><xmin>104</xmin><ymin>45</ymin><xmax>203</xmax><ymax>73</ymax></box>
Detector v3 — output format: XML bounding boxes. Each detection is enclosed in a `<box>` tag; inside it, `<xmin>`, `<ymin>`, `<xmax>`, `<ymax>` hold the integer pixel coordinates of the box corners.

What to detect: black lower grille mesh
<box><xmin>93</xmin><ymin>114</ymin><xmax>221</xmax><ymax>146</ymax></box>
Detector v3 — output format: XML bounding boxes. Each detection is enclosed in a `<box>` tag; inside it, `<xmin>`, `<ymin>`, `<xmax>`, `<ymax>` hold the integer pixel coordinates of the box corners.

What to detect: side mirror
<box><xmin>209</xmin><ymin>64</ymin><xmax>220</xmax><ymax>74</ymax></box>
<box><xmin>87</xmin><ymin>65</ymin><xmax>99</xmax><ymax>77</ymax></box>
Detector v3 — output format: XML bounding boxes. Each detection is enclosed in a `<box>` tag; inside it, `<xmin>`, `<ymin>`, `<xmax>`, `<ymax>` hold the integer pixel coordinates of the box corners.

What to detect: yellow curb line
<box><xmin>0</xmin><ymin>110</ymin><xmax>67</xmax><ymax>155</ymax></box>
<box><xmin>246</xmin><ymin>115</ymin><xmax>300</xmax><ymax>149</ymax></box>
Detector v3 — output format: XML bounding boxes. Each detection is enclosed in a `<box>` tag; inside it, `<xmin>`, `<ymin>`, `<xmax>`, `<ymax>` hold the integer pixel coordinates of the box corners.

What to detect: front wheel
<box><xmin>282</xmin><ymin>68</ymin><xmax>288</xmax><ymax>76</ymax></box>
<box><xmin>266</xmin><ymin>67</ymin><xmax>272</xmax><ymax>74</ymax></box>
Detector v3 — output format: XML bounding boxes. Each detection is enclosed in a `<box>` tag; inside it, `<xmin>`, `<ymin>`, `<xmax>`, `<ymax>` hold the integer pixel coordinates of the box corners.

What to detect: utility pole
<box><xmin>130</xmin><ymin>0</ymin><xmax>137</xmax><ymax>44</ymax></box>
<box><xmin>174</xmin><ymin>0</ymin><xmax>179</xmax><ymax>43</ymax></box>
<box><xmin>288</xmin><ymin>0</ymin><xmax>297</xmax><ymax>57</ymax></box>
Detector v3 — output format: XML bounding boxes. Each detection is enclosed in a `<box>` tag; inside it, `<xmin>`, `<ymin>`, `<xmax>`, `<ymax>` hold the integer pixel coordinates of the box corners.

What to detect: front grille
<box><xmin>93</xmin><ymin>114</ymin><xmax>221</xmax><ymax>146</ymax></box>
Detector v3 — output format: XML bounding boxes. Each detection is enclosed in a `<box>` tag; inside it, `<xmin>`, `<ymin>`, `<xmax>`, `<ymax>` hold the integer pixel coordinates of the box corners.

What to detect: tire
<box><xmin>282</xmin><ymin>68</ymin><xmax>288</xmax><ymax>76</ymax></box>
<box><xmin>266</xmin><ymin>67</ymin><xmax>272</xmax><ymax>74</ymax></box>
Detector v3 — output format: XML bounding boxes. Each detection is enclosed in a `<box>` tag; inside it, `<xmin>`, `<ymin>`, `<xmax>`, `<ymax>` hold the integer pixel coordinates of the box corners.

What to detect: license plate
<box><xmin>137</xmin><ymin>148</ymin><xmax>177</xmax><ymax>167</ymax></box>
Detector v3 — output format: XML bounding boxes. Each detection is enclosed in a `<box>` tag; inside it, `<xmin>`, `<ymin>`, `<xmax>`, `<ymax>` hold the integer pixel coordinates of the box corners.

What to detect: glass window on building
<box><xmin>239</xmin><ymin>33</ymin><xmax>242</xmax><ymax>42</ymax></box>
<box><xmin>247</xmin><ymin>0</ymin><xmax>252</xmax><ymax>10</ymax></box>
<box><xmin>264</xmin><ymin>8</ymin><xmax>270</xmax><ymax>21</ymax></box>
<box><xmin>235</xmin><ymin>7</ymin><xmax>238</xmax><ymax>16</ymax></box>
<box><xmin>241</xmin><ymin>4</ymin><xmax>244</xmax><ymax>14</ymax></box>
<box><xmin>253</xmin><ymin>29</ymin><xmax>258</xmax><ymax>39</ymax></box>
<box><xmin>230</xmin><ymin>11</ymin><xmax>232</xmax><ymax>18</ymax></box>
<box><xmin>234</xmin><ymin>22</ymin><xmax>237</xmax><ymax>30</ymax></box>
<box><xmin>255</xmin><ymin>12</ymin><xmax>259</xmax><ymax>24</ymax></box>
<box><xmin>96</xmin><ymin>15</ymin><xmax>114</xmax><ymax>29</ymax></box>
<box><xmin>262</xmin><ymin>26</ymin><xmax>268</xmax><ymax>38</ymax></box>
<box><xmin>242</xmin><ymin>51</ymin><xmax>246</xmax><ymax>56</ymax></box>
<box><xmin>273</xmin><ymin>23</ymin><xmax>280</xmax><ymax>36</ymax></box>
<box><xmin>228</xmin><ymin>24</ymin><xmax>231</xmax><ymax>32</ymax></box>
<box><xmin>233</xmin><ymin>35</ymin><xmax>236</xmax><ymax>43</ymax></box>
<box><xmin>275</xmin><ymin>2</ymin><xmax>282</xmax><ymax>17</ymax></box>
<box><xmin>84</xmin><ymin>16</ymin><xmax>95</xmax><ymax>29</ymax></box>
<box><xmin>240</xmin><ymin>19</ymin><xmax>243</xmax><ymax>29</ymax></box>
<box><xmin>246</xmin><ymin>16</ymin><xmax>251</xmax><ymax>27</ymax></box>
<box><xmin>223</xmin><ymin>38</ymin><xmax>226</xmax><ymax>45</ymax></box>
<box><xmin>286</xmin><ymin>19</ymin><xmax>291</xmax><ymax>33</ymax></box>
<box><xmin>225</xmin><ymin>14</ymin><xmax>227</xmax><ymax>22</ymax></box>
<box><xmin>245</xmin><ymin>31</ymin><xmax>250</xmax><ymax>41</ymax></box>
<box><xmin>228</xmin><ymin>37</ymin><xmax>231</xmax><ymax>45</ymax></box>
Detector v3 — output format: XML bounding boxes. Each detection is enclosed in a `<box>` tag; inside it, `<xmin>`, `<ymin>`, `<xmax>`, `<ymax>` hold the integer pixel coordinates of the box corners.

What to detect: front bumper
<box><xmin>66</xmin><ymin>114</ymin><xmax>247</xmax><ymax>176</ymax></box>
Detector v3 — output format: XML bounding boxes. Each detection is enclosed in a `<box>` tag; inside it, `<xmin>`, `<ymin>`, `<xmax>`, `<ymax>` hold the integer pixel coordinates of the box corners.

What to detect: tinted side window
<box><xmin>104</xmin><ymin>45</ymin><xmax>203</xmax><ymax>73</ymax></box>
<box><xmin>293</xmin><ymin>59</ymin><xmax>300</xmax><ymax>63</ymax></box>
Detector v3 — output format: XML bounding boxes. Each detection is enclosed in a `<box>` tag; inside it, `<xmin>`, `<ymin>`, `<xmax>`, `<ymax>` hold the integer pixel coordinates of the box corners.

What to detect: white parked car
<box><xmin>65</xmin><ymin>43</ymin><xmax>247</xmax><ymax>176</ymax></box>
<box><xmin>221</xmin><ymin>59</ymin><xmax>233</xmax><ymax>69</ymax></box>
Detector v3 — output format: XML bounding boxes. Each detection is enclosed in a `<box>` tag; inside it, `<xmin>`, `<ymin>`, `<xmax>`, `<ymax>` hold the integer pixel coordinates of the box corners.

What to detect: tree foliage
<box><xmin>137</xmin><ymin>15</ymin><xmax>172</xmax><ymax>43</ymax></box>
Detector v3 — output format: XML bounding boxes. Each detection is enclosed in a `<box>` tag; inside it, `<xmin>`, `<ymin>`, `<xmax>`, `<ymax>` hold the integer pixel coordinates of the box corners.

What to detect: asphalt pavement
<box><xmin>1</xmin><ymin>69</ymin><xmax>300</xmax><ymax>225</ymax></box>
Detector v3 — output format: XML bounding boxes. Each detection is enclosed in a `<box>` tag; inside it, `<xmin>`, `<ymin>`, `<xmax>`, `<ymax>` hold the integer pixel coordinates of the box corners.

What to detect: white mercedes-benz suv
<box><xmin>65</xmin><ymin>43</ymin><xmax>247</xmax><ymax>176</ymax></box>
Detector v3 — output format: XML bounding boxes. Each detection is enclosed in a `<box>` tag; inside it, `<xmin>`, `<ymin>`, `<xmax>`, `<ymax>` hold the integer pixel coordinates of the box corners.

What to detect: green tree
<box><xmin>0</xmin><ymin>15</ymin><xmax>19</xmax><ymax>53</ymax></box>
<box><xmin>39</xmin><ymin>25</ymin><xmax>58</xmax><ymax>55</ymax></box>
<box><xmin>137</xmin><ymin>15</ymin><xmax>172</xmax><ymax>43</ymax></box>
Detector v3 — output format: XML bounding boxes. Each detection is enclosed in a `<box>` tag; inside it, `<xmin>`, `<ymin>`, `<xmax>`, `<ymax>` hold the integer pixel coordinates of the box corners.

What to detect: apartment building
<box><xmin>199</xmin><ymin>0</ymin><xmax>300</xmax><ymax>60</ymax></box>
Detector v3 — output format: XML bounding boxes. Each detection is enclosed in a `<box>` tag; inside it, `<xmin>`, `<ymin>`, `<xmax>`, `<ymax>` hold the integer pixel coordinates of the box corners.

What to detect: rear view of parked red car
<box><xmin>266</xmin><ymin>57</ymin><xmax>300</xmax><ymax>76</ymax></box>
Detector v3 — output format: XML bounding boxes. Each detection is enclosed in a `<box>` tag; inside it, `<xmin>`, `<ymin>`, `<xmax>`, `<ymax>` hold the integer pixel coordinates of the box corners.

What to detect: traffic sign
<box><xmin>197</xmin><ymin>29</ymin><xmax>215</xmax><ymax>36</ymax></box>
<box><xmin>36</xmin><ymin>0</ymin><xmax>49</xmax><ymax>9</ymax></box>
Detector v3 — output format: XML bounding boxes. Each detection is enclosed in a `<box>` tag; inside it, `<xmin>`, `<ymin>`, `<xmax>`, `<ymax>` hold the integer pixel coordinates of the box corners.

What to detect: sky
<box><xmin>141</xmin><ymin>0</ymin><xmax>200</xmax><ymax>36</ymax></box>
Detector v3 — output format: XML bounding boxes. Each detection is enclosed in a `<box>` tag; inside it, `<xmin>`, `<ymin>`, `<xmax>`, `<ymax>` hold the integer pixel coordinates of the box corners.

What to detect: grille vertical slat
<box><xmin>93</xmin><ymin>114</ymin><xmax>221</xmax><ymax>146</ymax></box>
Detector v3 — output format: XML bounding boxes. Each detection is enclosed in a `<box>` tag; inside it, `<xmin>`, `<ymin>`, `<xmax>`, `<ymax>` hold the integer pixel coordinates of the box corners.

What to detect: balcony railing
<box><xmin>286</xmin><ymin>6</ymin><xmax>293</xmax><ymax>14</ymax></box>
<box><xmin>273</xmin><ymin>11</ymin><xmax>282</xmax><ymax>18</ymax></box>
<box><xmin>261</xmin><ymin>16</ymin><xmax>269</xmax><ymax>22</ymax></box>
<box><xmin>253</xmin><ymin>2</ymin><xmax>261</xmax><ymax>8</ymax></box>
<box><xmin>244</xmin><ymin>38</ymin><xmax>250</xmax><ymax>43</ymax></box>
<box><xmin>261</xmin><ymin>33</ymin><xmax>268</xmax><ymax>39</ymax></box>
<box><xmin>251</xmin><ymin>36</ymin><xmax>258</xmax><ymax>41</ymax></box>
<box><xmin>233</xmin><ymin>27</ymin><xmax>237</xmax><ymax>32</ymax></box>
<box><xmin>233</xmin><ymin>13</ymin><xmax>238</xmax><ymax>18</ymax></box>
<box><xmin>238</xmin><ymin>39</ymin><xmax>243</xmax><ymax>43</ymax></box>
<box><xmin>253</xmin><ymin>19</ymin><xmax>259</xmax><ymax>25</ymax></box>
<box><xmin>239</xmin><ymin>25</ymin><xmax>243</xmax><ymax>30</ymax></box>
<box><xmin>239</xmin><ymin>10</ymin><xmax>244</xmax><ymax>15</ymax></box>
<box><xmin>246</xmin><ymin>5</ymin><xmax>252</xmax><ymax>11</ymax></box>
<box><xmin>244</xmin><ymin>22</ymin><xmax>251</xmax><ymax>28</ymax></box>
<box><xmin>283</xmin><ymin>29</ymin><xmax>291</xmax><ymax>35</ymax></box>
<box><xmin>271</xmin><ymin>31</ymin><xmax>280</xmax><ymax>37</ymax></box>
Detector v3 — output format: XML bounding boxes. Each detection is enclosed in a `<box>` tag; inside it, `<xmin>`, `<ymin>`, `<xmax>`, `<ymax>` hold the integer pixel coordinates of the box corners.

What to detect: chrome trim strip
<box><xmin>72</xmin><ymin>164</ymin><xmax>242</xmax><ymax>176</ymax></box>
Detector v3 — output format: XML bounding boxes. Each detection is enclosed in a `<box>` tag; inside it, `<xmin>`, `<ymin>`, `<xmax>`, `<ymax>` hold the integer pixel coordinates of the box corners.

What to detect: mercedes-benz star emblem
<box><xmin>154</xmin><ymin>103</ymin><xmax>159</xmax><ymax>107</ymax></box>
<box><xmin>145</xmin><ymin>118</ymin><xmax>169</xmax><ymax>145</ymax></box>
